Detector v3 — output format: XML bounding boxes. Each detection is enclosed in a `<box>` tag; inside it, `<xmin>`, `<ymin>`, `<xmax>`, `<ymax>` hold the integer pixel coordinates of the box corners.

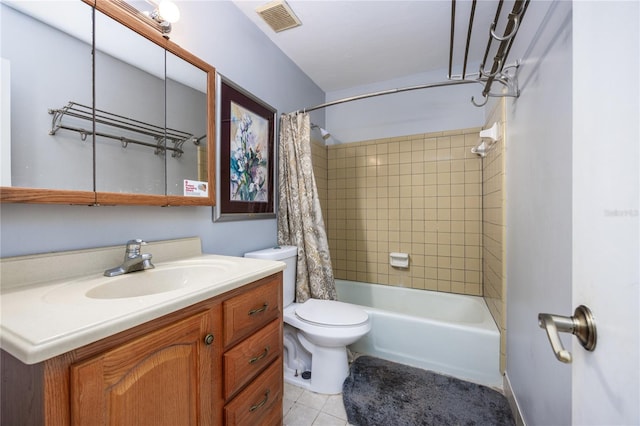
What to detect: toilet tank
<box><xmin>244</xmin><ymin>245</ymin><xmax>297</xmax><ymax>307</ymax></box>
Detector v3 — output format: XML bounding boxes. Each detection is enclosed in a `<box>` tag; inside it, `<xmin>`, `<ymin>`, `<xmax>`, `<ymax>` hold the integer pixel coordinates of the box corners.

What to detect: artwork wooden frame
<box><xmin>214</xmin><ymin>75</ymin><xmax>277</xmax><ymax>221</ymax></box>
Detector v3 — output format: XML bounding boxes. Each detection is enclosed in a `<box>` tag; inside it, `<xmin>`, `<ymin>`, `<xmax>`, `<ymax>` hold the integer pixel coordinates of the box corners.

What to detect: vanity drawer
<box><xmin>223</xmin><ymin>275</ymin><xmax>281</xmax><ymax>347</ymax></box>
<box><xmin>224</xmin><ymin>319</ymin><xmax>282</xmax><ymax>400</ymax></box>
<box><xmin>224</xmin><ymin>359</ymin><xmax>283</xmax><ymax>426</ymax></box>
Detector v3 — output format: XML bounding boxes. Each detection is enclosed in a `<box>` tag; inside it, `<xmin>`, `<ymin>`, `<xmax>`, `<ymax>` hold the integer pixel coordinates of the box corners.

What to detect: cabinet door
<box><xmin>70</xmin><ymin>311</ymin><xmax>215</xmax><ymax>426</ymax></box>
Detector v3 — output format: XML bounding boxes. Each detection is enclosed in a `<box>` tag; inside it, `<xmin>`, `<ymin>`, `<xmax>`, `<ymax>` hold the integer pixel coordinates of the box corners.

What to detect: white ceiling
<box><xmin>231</xmin><ymin>0</ymin><xmax>510</xmax><ymax>93</ymax></box>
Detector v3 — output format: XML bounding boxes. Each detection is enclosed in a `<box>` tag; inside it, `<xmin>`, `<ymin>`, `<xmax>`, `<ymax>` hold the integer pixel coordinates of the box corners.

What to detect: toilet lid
<box><xmin>295</xmin><ymin>299</ymin><xmax>368</xmax><ymax>326</ymax></box>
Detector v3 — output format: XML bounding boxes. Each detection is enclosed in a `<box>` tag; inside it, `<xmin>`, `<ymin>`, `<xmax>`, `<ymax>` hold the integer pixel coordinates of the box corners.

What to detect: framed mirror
<box><xmin>0</xmin><ymin>0</ymin><xmax>95</xmax><ymax>204</ymax></box>
<box><xmin>94</xmin><ymin>7</ymin><xmax>167</xmax><ymax>201</ymax></box>
<box><xmin>165</xmin><ymin>51</ymin><xmax>209</xmax><ymax>201</ymax></box>
<box><xmin>0</xmin><ymin>0</ymin><xmax>216</xmax><ymax>206</ymax></box>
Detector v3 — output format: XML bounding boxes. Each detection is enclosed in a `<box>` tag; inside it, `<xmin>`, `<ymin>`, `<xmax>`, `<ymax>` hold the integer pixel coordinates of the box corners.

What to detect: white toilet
<box><xmin>245</xmin><ymin>245</ymin><xmax>371</xmax><ymax>394</ymax></box>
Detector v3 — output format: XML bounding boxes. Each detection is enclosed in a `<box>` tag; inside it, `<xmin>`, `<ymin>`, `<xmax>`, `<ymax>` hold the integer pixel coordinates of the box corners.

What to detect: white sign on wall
<box><xmin>183</xmin><ymin>179</ymin><xmax>208</xmax><ymax>197</ymax></box>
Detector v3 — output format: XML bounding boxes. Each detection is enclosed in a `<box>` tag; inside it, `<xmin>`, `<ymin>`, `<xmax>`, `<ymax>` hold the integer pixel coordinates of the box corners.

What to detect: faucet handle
<box><xmin>125</xmin><ymin>239</ymin><xmax>146</xmax><ymax>256</ymax></box>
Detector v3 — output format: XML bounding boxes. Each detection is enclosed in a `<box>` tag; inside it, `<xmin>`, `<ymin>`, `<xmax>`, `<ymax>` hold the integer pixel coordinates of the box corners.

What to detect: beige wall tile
<box><xmin>481</xmin><ymin>99</ymin><xmax>507</xmax><ymax>372</ymax></box>
<box><xmin>326</xmin><ymin>128</ymin><xmax>486</xmax><ymax>301</ymax></box>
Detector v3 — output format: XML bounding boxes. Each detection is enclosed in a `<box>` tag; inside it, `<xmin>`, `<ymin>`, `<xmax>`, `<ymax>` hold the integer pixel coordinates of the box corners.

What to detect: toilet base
<box><xmin>283</xmin><ymin>350</ymin><xmax>349</xmax><ymax>394</ymax></box>
<box><xmin>283</xmin><ymin>326</ymin><xmax>350</xmax><ymax>394</ymax></box>
<box><xmin>306</xmin><ymin>343</ymin><xmax>350</xmax><ymax>394</ymax></box>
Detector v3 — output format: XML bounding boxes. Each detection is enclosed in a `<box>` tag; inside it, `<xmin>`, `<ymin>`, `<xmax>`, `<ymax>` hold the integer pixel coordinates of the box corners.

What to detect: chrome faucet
<box><xmin>104</xmin><ymin>239</ymin><xmax>155</xmax><ymax>277</ymax></box>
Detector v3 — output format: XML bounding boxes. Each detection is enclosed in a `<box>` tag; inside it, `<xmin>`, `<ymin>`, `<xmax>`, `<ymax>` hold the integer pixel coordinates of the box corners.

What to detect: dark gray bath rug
<box><xmin>342</xmin><ymin>356</ymin><xmax>515</xmax><ymax>426</ymax></box>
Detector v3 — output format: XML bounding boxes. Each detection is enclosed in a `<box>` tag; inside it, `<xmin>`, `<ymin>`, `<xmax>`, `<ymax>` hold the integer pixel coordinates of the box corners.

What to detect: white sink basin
<box><xmin>87</xmin><ymin>261</ymin><xmax>236</xmax><ymax>299</ymax></box>
<box><xmin>85</xmin><ymin>266</ymin><xmax>218</xmax><ymax>299</ymax></box>
<box><xmin>44</xmin><ymin>258</ymin><xmax>239</xmax><ymax>302</ymax></box>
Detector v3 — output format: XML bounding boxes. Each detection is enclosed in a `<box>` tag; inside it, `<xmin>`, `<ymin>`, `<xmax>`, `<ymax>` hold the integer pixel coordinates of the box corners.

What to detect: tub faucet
<box><xmin>104</xmin><ymin>239</ymin><xmax>155</xmax><ymax>277</ymax></box>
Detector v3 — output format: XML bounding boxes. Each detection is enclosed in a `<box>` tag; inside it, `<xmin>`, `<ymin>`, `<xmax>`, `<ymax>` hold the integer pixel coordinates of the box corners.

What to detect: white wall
<box><xmin>572</xmin><ymin>2</ymin><xmax>639</xmax><ymax>424</ymax></box>
<box><xmin>325</xmin><ymin>68</ymin><xmax>484</xmax><ymax>143</ymax></box>
<box><xmin>0</xmin><ymin>1</ymin><xmax>324</xmax><ymax>258</ymax></box>
<box><xmin>503</xmin><ymin>1</ymin><xmax>573</xmax><ymax>424</ymax></box>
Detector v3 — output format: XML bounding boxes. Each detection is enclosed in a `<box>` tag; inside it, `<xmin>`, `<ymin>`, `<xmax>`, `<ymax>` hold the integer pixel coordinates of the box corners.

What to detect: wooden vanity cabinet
<box><xmin>0</xmin><ymin>272</ymin><xmax>283</xmax><ymax>426</ymax></box>
<box><xmin>222</xmin><ymin>277</ymin><xmax>283</xmax><ymax>426</ymax></box>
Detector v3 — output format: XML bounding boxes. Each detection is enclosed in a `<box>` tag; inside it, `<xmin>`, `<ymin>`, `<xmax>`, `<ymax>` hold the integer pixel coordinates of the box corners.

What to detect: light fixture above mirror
<box><xmin>111</xmin><ymin>0</ymin><xmax>180</xmax><ymax>37</ymax></box>
<box><xmin>147</xmin><ymin>0</ymin><xmax>180</xmax><ymax>35</ymax></box>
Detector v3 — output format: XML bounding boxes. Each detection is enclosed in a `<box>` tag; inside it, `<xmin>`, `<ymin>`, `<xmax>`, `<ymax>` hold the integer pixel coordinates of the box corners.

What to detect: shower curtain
<box><xmin>277</xmin><ymin>112</ymin><xmax>337</xmax><ymax>302</ymax></box>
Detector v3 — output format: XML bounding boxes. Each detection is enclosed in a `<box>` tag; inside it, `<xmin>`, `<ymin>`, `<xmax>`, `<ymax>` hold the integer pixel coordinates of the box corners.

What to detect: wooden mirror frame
<box><xmin>0</xmin><ymin>0</ymin><xmax>216</xmax><ymax>206</ymax></box>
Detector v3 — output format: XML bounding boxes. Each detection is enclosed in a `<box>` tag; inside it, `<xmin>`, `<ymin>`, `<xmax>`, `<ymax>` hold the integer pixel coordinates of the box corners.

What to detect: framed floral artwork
<box><xmin>214</xmin><ymin>76</ymin><xmax>277</xmax><ymax>221</ymax></box>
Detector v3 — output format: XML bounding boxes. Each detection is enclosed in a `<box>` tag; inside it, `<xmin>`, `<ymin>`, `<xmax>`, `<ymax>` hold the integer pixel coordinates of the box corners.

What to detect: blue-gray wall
<box><xmin>0</xmin><ymin>1</ymin><xmax>324</xmax><ymax>257</ymax></box>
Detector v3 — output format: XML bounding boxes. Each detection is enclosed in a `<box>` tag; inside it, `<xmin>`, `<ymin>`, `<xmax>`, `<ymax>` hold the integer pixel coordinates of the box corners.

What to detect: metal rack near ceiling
<box><xmin>295</xmin><ymin>0</ymin><xmax>531</xmax><ymax>113</ymax></box>
<box><xmin>449</xmin><ymin>0</ymin><xmax>530</xmax><ymax>107</ymax></box>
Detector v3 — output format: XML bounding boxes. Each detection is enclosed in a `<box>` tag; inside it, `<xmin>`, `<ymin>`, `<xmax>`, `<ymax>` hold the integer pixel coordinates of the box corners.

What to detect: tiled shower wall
<box><xmin>310</xmin><ymin>122</ymin><xmax>507</xmax><ymax>369</ymax></box>
<box><xmin>310</xmin><ymin>134</ymin><xmax>329</xmax><ymax>230</ymax></box>
<box><xmin>482</xmin><ymin>100</ymin><xmax>507</xmax><ymax>371</ymax></box>
<box><xmin>322</xmin><ymin>128</ymin><xmax>484</xmax><ymax>296</ymax></box>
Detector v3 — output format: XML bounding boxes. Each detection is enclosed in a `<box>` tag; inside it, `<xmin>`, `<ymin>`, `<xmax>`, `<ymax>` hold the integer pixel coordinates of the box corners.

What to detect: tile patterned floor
<box><xmin>283</xmin><ymin>382</ymin><xmax>353</xmax><ymax>426</ymax></box>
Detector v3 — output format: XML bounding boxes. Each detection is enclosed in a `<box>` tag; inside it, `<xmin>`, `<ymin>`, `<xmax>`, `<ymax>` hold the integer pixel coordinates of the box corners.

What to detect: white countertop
<box><xmin>0</xmin><ymin>254</ymin><xmax>285</xmax><ymax>364</ymax></box>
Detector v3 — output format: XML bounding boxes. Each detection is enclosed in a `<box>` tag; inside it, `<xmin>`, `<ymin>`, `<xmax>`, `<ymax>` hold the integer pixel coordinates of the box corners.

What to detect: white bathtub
<box><xmin>335</xmin><ymin>279</ymin><xmax>502</xmax><ymax>388</ymax></box>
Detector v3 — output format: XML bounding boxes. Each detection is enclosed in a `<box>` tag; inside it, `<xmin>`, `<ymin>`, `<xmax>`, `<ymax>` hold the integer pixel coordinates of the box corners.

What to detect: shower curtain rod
<box><xmin>293</xmin><ymin>79</ymin><xmax>479</xmax><ymax>114</ymax></box>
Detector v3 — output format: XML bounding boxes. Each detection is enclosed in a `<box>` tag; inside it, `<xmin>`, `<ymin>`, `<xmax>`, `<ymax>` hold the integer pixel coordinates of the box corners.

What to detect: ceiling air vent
<box><xmin>256</xmin><ymin>0</ymin><xmax>301</xmax><ymax>33</ymax></box>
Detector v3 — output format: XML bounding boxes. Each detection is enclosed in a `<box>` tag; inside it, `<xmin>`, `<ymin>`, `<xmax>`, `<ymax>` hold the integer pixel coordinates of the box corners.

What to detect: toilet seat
<box><xmin>295</xmin><ymin>299</ymin><xmax>368</xmax><ymax>326</ymax></box>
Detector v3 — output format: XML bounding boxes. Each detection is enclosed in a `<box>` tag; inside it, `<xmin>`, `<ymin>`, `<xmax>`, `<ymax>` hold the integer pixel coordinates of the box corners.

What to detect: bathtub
<box><xmin>335</xmin><ymin>279</ymin><xmax>502</xmax><ymax>388</ymax></box>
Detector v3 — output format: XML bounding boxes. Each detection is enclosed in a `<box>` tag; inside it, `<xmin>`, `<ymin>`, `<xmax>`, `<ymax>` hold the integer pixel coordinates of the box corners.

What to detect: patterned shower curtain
<box><xmin>277</xmin><ymin>112</ymin><xmax>337</xmax><ymax>302</ymax></box>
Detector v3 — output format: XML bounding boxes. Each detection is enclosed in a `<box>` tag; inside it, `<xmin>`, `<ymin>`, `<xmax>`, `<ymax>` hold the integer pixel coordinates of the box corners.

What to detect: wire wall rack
<box><xmin>449</xmin><ymin>0</ymin><xmax>530</xmax><ymax>107</ymax></box>
<box><xmin>48</xmin><ymin>101</ymin><xmax>204</xmax><ymax>158</ymax></box>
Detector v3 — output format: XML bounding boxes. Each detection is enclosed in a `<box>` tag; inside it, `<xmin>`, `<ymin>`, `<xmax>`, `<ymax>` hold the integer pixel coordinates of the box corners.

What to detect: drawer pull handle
<box><xmin>249</xmin><ymin>389</ymin><xmax>270</xmax><ymax>412</ymax></box>
<box><xmin>248</xmin><ymin>303</ymin><xmax>268</xmax><ymax>316</ymax></box>
<box><xmin>249</xmin><ymin>346</ymin><xmax>270</xmax><ymax>364</ymax></box>
<box><xmin>203</xmin><ymin>334</ymin><xmax>214</xmax><ymax>345</ymax></box>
